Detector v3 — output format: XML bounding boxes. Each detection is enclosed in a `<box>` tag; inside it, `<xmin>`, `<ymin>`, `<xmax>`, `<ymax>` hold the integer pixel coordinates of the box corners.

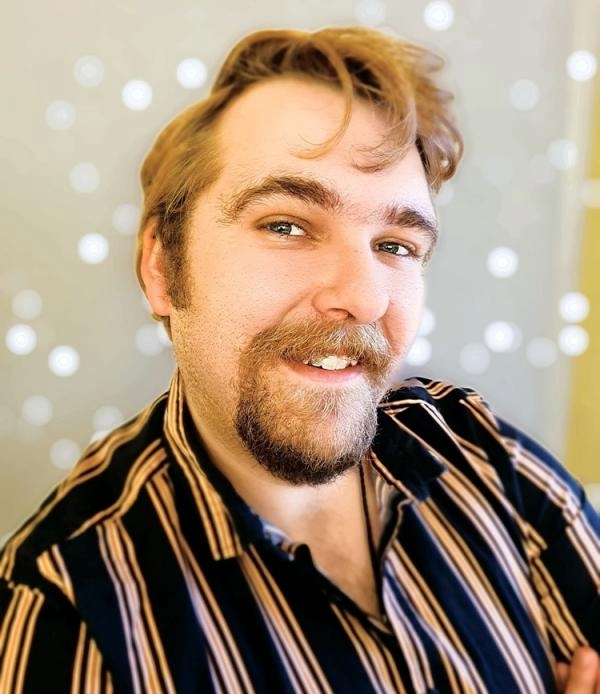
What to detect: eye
<box><xmin>376</xmin><ymin>240</ymin><xmax>413</xmax><ymax>257</ymax></box>
<box><xmin>263</xmin><ymin>220</ymin><xmax>306</xmax><ymax>237</ymax></box>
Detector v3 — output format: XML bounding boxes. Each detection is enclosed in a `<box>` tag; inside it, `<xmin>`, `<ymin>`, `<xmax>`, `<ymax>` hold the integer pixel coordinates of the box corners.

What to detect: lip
<box><xmin>283</xmin><ymin>358</ymin><xmax>364</xmax><ymax>384</ymax></box>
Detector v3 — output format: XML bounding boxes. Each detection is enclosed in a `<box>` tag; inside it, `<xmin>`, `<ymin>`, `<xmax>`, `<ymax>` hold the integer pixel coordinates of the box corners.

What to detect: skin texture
<box><xmin>557</xmin><ymin>647</ymin><xmax>600</xmax><ymax>693</ymax></box>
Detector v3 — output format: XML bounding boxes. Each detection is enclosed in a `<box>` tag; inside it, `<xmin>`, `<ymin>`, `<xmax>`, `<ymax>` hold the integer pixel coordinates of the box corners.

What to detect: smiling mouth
<box><xmin>301</xmin><ymin>355</ymin><xmax>359</xmax><ymax>371</ymax></box>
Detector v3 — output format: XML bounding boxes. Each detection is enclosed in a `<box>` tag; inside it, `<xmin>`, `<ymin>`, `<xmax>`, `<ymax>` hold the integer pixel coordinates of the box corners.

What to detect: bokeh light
<box><xmin>459</xmin><ymin>343</ymin><xmax>491</xmax><ymax>375</ymax></box>
<box><xmin>22</xmin><ymin>396</ymin><xmax>53</xmax><ymax>426</ymax></box>
<box><xmin>135</xmin><ymin>324</ymin><xmax>165</xmax><ymax>355</ymax></box>
<box><xmin>176</xmin><ymin>58</ymin><xmax>208</xmax><ymax>89</ymax></box>
<box><xmin>78</xmin><ymin>233</ymin><xmax>109</xmax><ymax>264</ymax></box>
<box><xmin>418</xmin><ymin>307</ymin><xmax>436</xmax><ymax>337</ymax></box>
<box><xmin>405</xmin><ymin>337</ymin><xmax>432</xmax><ymax>367</ymax></box>
<box><xmin>558</xmin><ymin>325</ymin><xmax>589</xmax><ymax>356</ymax></box>
<box><xmin>45</xmin><ymin>100</ymin><xmax>76</xmax><ymax>130</ymax></box>
<box><xmin>112</xmin><ymin>203</ymin><xmax>140</xmax><ymax>235</ymax></box>
<box><xmin>484</xmin><ymin>321</ymin><xmax>521</xmax><ymax>353</ymax></box>
<box><xmin>355</xmin><ymin>0</ymin><xmax>386</xmax><ymax>26</ymax></box>
<box><xmin>93</xmin><ymin>406</ymin><xmax>124</xmax><ymax>431</ymax></box>
<box><xmin>50</xmin><ymin>439</ymin><xmax>81</xmax><ymax>470</ymax></box>
<box><xmin>486</xmin><ymin>247</ymin><xmax>519</xmax><ymax>278</ymax></box>
<box><xmin>526</xmin><ymin>337</ymin><xmax>558</xmax><ymax>368</ymax></box>
<box><xmin>566</xmin><ymin>50</ymin><xmax>597</xmax><ymax>82</ymax></box>
<box><xmin>48</xmin><ymin>346</ymin><xmax>80</xmax><ymax>377</ymax></box>
<box><xmin>6</xmin><ymin>325</ymin><xmax>37</xmax><ymax>355</ymax></box>
<box><xmin>74</xmin><ymin>55</ymin><xmax>105</xmax><ymax>87</ymax></box>
<box><xmin>12</xmin><ymin>289</ymin><xmax>43</xmax><ymax>320</ymax></box>
<box><xmin>122</xmin><ymin>80</ymin><xmax>153</xmax><ymax>110</ymax></box>
<box><xmin>559</xmin><ymin>292</ymin><xmax>590</xmax><ymax>323</ymax></box>
<box><xmin>547</xmin><ymin>139</ymin><xmax>578</xmax><ymax>171</ymax></box>
<box><xmin>423</xmin><ymin>1</ymin><xmax>454</xmax><ymax>31</ymax></box>
<box><xmin>509</xmin><ymin>79</ymin><xmax>540</xmax><ymax>111</ymax></box>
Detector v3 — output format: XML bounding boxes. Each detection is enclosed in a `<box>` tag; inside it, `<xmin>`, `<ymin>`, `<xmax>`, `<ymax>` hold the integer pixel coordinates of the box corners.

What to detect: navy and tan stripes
<box><xmin>0</xmin><ymin>585</ymin><xmax>44</xmax><ymax>694</ymax></box>
<box><xmin>1</xmin><ymin>371</ymin><xmax>599</xmax><ymax>693</ymax></box>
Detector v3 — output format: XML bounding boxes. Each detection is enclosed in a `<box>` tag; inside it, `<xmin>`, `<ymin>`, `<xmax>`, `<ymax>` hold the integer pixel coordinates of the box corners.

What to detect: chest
<box><xmin>85</xmin><ymin>502</ymin><xmax>557</xmax><ymax>694</ymax></box>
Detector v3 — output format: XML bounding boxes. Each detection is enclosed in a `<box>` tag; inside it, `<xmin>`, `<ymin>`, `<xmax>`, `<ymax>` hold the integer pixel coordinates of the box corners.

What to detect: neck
<box><xmin>193</xmin><ymin>405</ymin><xmax>360</xmax><ymax>528</ymax></box>
<box><xmin>185</xmin><ymin>387</ymin><xmax>383</xmax><ymax>617</ymax></box>
<box><xmin>194</xmin><ymin>414</ymin><xmax>383</xmax><ymax>617</ymax></box>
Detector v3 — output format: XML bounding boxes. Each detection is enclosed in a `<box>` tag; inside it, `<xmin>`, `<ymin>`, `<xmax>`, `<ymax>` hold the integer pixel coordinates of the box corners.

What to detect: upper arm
<box><xmin>495</xmin><ymin>417</ymin><xmax>600</xmax><ymax>655</ymax></box>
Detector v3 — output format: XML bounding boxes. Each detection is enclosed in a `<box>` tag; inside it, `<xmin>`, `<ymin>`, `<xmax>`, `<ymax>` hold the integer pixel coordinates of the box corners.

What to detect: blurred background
<box><xmin>1</xmin><ymin>0</ymin><xmax>599</xmax><ymax>540</ymax></box>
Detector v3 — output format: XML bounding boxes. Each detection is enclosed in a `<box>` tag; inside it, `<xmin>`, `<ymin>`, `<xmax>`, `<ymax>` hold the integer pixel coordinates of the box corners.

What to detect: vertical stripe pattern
<box><xmin>0</xmin><ymin>371</ymin><xmax>598</xmax><ymax>693</ymax></box>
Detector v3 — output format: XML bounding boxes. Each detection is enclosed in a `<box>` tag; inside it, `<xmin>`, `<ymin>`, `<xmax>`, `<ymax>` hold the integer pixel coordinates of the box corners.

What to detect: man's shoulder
<box><xmin>0</xmin><ymin>392</ymin><xmax>172</xmax><ymax>585</ymax></box>
<box><xmin>380</xmin><ymin>376</ymin><xmax>494</xmax><ymax>425</ymax></box>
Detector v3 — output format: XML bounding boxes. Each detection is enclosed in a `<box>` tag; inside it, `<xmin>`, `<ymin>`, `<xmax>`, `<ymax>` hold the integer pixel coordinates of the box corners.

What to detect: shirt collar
<box><xmin>162</xmin><ymin>370</ymin><xmax>448</xmax><ymax>561</ymax></box>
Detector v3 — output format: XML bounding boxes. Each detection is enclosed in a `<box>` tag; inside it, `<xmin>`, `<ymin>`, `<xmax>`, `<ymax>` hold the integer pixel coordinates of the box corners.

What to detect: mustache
<box><xmin>243</xmin><ymin>319</ymin><xmax>393</xmax><ymax>375</ymax></box>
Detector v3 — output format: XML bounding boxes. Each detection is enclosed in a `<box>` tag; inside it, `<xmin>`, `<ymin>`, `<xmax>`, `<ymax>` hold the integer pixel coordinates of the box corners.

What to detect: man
<box><xmin>0</xmin><ymin>26</ymin><xmax>599</xmax><ymax>694</ymax></box>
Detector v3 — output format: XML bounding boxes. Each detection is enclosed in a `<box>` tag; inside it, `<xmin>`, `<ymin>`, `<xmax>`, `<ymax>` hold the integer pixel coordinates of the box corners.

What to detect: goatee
<box><xmin>235</xmin><ymin>319</ymin><xmax>393</xmax><ymax>485</ymax></box>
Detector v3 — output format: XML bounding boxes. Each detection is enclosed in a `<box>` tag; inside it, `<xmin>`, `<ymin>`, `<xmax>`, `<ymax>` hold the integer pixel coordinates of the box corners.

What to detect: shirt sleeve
<box><xmin>496</xmin><ymin>416</ymin><xmax>600</xmax><ymax>657</ymax></box>
<box><xmin>0</xmin><ymin>578</ymin><xmax>115</xmax><ymax>694</ymax></box>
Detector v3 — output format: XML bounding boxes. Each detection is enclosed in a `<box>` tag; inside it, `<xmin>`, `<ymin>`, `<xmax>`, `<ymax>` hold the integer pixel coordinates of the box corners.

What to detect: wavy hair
<box><xmin>137</xmin><ymin>27</ymin><xmax>463</xmax><ymax>327</ymax></box>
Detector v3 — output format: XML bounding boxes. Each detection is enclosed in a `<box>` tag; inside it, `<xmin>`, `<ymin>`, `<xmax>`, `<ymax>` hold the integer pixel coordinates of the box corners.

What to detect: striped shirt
<box><xmin>1</xmin><ymin>371</ymin><xmax>599</xmax><ymax>694</ymax></box>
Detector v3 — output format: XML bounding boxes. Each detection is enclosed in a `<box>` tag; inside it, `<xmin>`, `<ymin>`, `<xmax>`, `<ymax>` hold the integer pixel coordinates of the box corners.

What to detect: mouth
<box><xmin>281</xmin><ymin>353</ymin><xmax>363</xmax><ymax>384</ymax></box>
<box><xmin>301</xmin><ymin>355</ymin><xmax>359</xmax><ymax>371</ymax></box>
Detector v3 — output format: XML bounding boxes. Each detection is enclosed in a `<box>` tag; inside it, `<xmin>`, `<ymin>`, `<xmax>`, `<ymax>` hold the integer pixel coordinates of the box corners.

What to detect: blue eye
<box><xmin>377</xmin><ymin>241</ymin><xmax>411</xmax><ymax>257</ymax></box>
<box><xmin>264</xmin><ymin>221</ymin><xmax>306</xmax><ymax>237</ymax></box>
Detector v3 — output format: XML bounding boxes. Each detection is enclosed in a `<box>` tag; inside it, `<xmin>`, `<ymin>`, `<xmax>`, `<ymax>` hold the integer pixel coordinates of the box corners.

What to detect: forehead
<box><xmin>215</xmin><ymin>78</ymin><xmax>400</xmax><ymax>176</ymax></box>
<box><xmin>211</xmin><ymin>77</ymin><xmax>433</xmax><ymax>212</ymax></box>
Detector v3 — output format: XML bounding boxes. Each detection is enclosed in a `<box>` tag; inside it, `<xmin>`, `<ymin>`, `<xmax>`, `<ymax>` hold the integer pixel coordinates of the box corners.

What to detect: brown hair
<box><xmin>137</xmin><ymin>27</ymin><xmax>463</xmax><ymax>328</ymax></box>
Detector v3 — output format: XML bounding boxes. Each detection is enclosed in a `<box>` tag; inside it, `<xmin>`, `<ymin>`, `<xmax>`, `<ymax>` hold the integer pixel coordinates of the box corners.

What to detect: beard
<box><xmin>234</xmin><ymin>319</ymin><xmax>393</xmax><ymax>486</ymax></box>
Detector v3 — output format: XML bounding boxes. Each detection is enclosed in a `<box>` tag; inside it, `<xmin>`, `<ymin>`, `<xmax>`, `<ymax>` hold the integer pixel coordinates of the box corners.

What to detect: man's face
<box><xmin>160</xmin><ymin>78</ymin><xmax>437</xmax><ymax>485</ymax></box>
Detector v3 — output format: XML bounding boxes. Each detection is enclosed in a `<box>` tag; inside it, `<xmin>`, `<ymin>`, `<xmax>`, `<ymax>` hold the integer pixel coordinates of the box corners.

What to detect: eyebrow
<box><xmin>217</xmin><ymin>173</ymin><xmax>438</xmax><ymax>247</ymax></box>
<box><xmin>218</xmin><ymin>175</ymin><xmax>343</xmax><ymax>223</ymax></box>
<box><xmin>381</xmin><ymin>204</ymin><xmax>439</xmax><ymax>248</ymax></box>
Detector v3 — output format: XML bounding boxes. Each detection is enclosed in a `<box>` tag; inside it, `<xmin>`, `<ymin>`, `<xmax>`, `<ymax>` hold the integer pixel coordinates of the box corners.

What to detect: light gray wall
<box><xmin>1</xmin><ymin>0</ymin><xmax>599</xmax><ymax>539</ymax></box>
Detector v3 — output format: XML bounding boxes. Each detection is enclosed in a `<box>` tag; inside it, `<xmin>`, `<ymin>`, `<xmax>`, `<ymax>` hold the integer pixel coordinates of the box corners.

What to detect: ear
<box><xmin>139</xmin><ymin>221</ymin><xmax>172</xmax><ymax>317</ymax></box>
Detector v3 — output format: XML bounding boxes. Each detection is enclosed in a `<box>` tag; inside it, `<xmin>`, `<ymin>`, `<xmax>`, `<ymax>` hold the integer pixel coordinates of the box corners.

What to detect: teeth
<box><xmin>301</xmin><ymin>355</ymin><xmax>358</xmax><ymax>370</ymax></box>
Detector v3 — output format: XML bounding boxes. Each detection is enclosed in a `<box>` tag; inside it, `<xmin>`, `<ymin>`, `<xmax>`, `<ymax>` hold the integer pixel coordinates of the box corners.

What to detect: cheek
<box><xmin>386</xmin><ymin>275</ymin><xmax>426</xmax><ymax>346</ymax></box>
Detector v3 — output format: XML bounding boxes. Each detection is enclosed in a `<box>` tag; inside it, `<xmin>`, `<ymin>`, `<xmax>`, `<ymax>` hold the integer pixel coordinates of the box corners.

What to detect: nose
<box><xmin>310</xmin><ymin>245</ymin><xmax>391</xmax><ymax>324</ymax></box>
